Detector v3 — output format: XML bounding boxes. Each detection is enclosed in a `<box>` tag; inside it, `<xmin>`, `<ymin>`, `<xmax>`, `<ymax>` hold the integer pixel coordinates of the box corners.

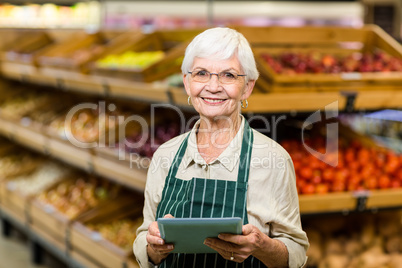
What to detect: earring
<box><xmin>188</xmin><ymin>96</ymin><xmax>192</xmax><ymax>106</ymax></box>
<box><xmin>241</xmin><ymin>99</ymin><xmax>248</xmax><ymax>109</ymax></box>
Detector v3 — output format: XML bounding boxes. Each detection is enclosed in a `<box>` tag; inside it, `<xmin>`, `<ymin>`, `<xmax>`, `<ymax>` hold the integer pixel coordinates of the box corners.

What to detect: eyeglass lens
<box><xmin>190</xmin><ymin>70</ymin><xmax>244</xmax><ymax>84</ymax></box>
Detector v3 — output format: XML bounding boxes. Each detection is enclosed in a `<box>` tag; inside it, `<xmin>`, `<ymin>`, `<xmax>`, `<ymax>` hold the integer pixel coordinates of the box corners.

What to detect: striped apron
<box><xmin>156</xmin><ymin>121</ymin><xmax>266</xmax><ymax>268</ymax></box>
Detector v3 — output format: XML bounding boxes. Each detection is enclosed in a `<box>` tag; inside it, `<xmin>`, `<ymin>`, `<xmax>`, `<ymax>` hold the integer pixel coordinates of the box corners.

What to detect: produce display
<box><xmin>94</xmin><ymin>51</ymin><xmax>165</xmax><ymax>70</ymax></box>
<box><xmin>281</xmin><ymin>137</ymin><xmax>402</xmax><ymax>195</ymax></box>
<box><xmin>1</xmin><ymin>25</ymin><xmax>402</xmax><ymax>268</ymax></box>
<box><xmin>36</xmin><ymin>176</ymin><xmax>121</xmax><ymax>219</ymax></box>
<box><xmin>0</xmin><ymin>92</ymin><xmax>57</xmax><ymax>120</ymax></box>
<box><xmin>69</xmin><ymin>43</ymin><xmax>105</xmax><ymax>65</ymax></box>
<box><xmin>6</xmin><ymin>160</ymin><xmax>72</xmax><ymax>196</ymax></box>
<box><xmin>122</xmin><ymin>121</ymin><xmax>181</xmax><ymax>158</ymax></box>
<box><xmin>304</xmin><ymin>210</ymin><xmax>402</xmax><ymax>268</ymax></box>
<box><xmin>261</xmin><ymin>50</ymin><xmax>402</xmax><ymax>74</ymax></box>
<box><xmin>0</xmin><ymin>151</ymin><xmax>42</xmax><ymax>179</ymax></box>
<box><xmin>86</xmin><ymin>217</ymin><xmax>143</xmax><ymax>251</ymax></box>
<box><xmin>48</xmin><ymin>104</ymin><xmax>124</xmax><ymax>144</ymax></box>
<box><xmin>37</xmin><ymin>32</ymin><xmax>107</xmax><ymax>67</ymax></box>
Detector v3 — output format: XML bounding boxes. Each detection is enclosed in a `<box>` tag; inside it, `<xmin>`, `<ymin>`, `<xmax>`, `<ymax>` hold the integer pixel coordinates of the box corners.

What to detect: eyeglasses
<box><xmin>188</xmin><ymin>70</ymin><xmax>246</xmax><ymax>84</ymax></box>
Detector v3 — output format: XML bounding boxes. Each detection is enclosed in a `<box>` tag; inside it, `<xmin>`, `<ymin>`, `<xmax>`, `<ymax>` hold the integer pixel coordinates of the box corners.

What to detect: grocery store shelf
<box><xmin>0</xmin><ymin>206</ymin><xmax>86</xmax><ymax>268</ymax></box>
<box><xmin>2</xmin><ymin>61</ymin><xmax>402</xmax><ymax>113</ymax></box>
<box><xmin>2</xmin><ymin>114</ymin><xmax>402</xmax><ymax>215</ymax></box>
<box><xmin>299</xmin><ymin>188</ymin><xmax>402</xmax><ymax>215</ymax></box>
<box><xmin>0</xmin><ymin>116</ymin><xmax>147</xmax><ymax>192</ymax></box>
<box><xmin>0</xmin><ymin>62</ymin><xmax>171</xmax><ymax>104</ymax></box>
<box><xmin>299</xmin><ymin>192</ymin><xmax>356</xmax><ymax>214</ymax></box>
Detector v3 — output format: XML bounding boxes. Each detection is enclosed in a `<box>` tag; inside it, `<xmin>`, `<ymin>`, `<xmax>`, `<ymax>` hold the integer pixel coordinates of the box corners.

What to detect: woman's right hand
<box><xmin>146</xmin><ymin>214</ymin><xmax>175</xmax><ymax>264</ymax></box>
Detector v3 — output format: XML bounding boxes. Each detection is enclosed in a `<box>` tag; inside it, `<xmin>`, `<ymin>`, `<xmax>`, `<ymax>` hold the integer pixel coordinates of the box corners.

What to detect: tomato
<box><xmin>361</xmin><ymin>165</ymin><xmax>375</xmax><ymax>179</ymax></box>
<box><xmin>290</xmin><ymin>151</ymin><xmax>304</xmax><ymax>161</ymax></box>
<box><xmin>345</xmin><ymin>148</ymin><xmax>355</xmax><ymax>163</ymax></box>
<box><xmin>375</xmin><ymin>152</ymin><xmax>386</xmax><ymax>168</ymax></box>
<box><xmin>322</xmin><ymin>169</ymin><xmax>335</xmax><ymax>182</ymax></box>
<box><xmin>315</xmin><ymin>183</ymin><xmax>329</xmax><ymax>194</ymax></box>
<box><xmin>335</xmin><ymin>168</ymin><xmax>349</xmax><ymax>183</ymax></box>
<box><xmin>385</xmin><ymin>157</ymin><xmax>399</xmax><ymax>174</ymax></box>
<box><xmin>311</xmin><ymin>174</ymin><xmax>322</xmax><ymax>184</ymax></box>
<box><xmin>347</xmin><ymin>181</ymin><xmax>359</xmax><ymax>191</ymax></box>
<box><xmin>396</xmin><ymin>169</ymin><xmax>402</xmax><ymax>181</ymax></box>
<box><xmin>301</xmin><ymin>183</ymin><xmax>316</xmax><ymax>195</ymax></box>
<box><xmin>306</xmin><ymin>155</ymin><xmax>321</xmax><ymax>170</ymax></box>
<box><xmin>296</xmin><ymin>179</ymin><xmax>306</xmax><ymax>191</ymax></box>
<box><xmin>299</xmin><ymin>167</ymin><xmax>313</xmax><ymax>179</ymax></box>
<box><xmin>348</xmin><ymin>173</ymin><xmax>362</xmax><ymax>186</ymax></box>
<box><xmin>357</xmin><ymin>148</ymin><xmax>370</xmax><ymax>165</ymax></box>
<box><xmin>390</xmin><ymin>179</ymin><xmax>402</xmax><ymax>188</ymax></box>
<box><xmin>378</xmin><ymin>175</ymin><xmax>391</xmax><ymax>189</ymax></box>
<box><xmin>331</xmin><ymin>181</ymin><xmax>346</xmax><ymax>192</ymax></box>
<box><xmin>348</xmin><ymin>160</ymin><xmax>360</xmax><ymax>171</ymax></box>
<box><xmin>364</xmin><ymin>176</ymin><xmax>378</xmax><ymax>190</ymax></box>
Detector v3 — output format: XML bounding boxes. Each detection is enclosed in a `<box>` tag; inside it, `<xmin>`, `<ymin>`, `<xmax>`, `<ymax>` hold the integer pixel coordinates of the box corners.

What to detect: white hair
<box><xmin>181</xmin><ymin>27</ymin><xmax>259</xmax><ymax>81</ymax></box>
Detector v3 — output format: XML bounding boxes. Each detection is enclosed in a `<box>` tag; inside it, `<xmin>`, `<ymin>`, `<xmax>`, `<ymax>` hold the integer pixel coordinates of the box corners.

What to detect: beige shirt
<box><xmin>134</xmin><ymin>117</ymin><xmax>309</xmax><ymax>268</ymax></box>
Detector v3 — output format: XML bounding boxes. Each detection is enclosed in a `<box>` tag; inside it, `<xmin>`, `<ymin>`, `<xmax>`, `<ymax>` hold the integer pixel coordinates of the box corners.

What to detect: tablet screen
<box><xmin>157</xmin><ymin>217</ymin><xmax>242</xmax><ymax>254</ymax></box>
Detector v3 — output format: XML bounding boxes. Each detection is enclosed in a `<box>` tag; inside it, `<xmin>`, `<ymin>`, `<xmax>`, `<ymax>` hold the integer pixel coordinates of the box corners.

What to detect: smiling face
<box><xmin>183</xmin><ymin>55</ymin><xmax>255</xmax><ymax>122</ymax></box>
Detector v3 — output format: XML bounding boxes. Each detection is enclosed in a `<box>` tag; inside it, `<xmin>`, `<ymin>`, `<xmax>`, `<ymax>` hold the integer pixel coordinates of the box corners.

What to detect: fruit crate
<box><xmin>280</xmin><ymin>118</ymin><xmax>402</xmax><ymax>214</ymax></box>
<box><xmin>28</xmin><ymin>175</ymin><xmax>122</xmax><ymax>250</ymax></box>
<box><xmin>69</xmin><ymin>193</ymin><xmax>143</xmax><ymax>268</ymax></box>
<box><xmin>235</xmin><ymin>25</ymin><xmax>402</xmax><ymax>92</ymax></box>
<box><xmin>0</xmin><ymin>157</ymin><xmax>48</xmax><ymax>222</ymax></box>
<box><xmin>36</xmin><ymin>31</ymin><xmax>114</xmax><ymax>71</ymax></box>
<box><xmin>90</xmin><ymin>28</ymin><xmax>205</xmax><ymax>83</ymax></box>
<box><xmin>0</xmin><ymin>29</ymin><xmax>25</xmax><ymax>55</ymax></box>
<box><xmin>1</xmin><ymin>30</ymin><xmax>54</xmax><ymax>65</ymax></box>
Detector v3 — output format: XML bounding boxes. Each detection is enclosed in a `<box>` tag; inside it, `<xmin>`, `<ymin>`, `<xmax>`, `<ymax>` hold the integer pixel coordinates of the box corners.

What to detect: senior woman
<box><xmin>134</xmin><ymin>27</ymin><xmax>309</xmax><ymax>268</ymax></box>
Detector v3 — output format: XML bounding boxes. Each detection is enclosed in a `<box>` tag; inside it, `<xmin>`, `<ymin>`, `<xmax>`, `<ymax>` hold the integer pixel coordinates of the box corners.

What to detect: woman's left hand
<box><xmin>203</xmin><ymin>224</ymin><xmax>267</xmax><ymax>263</ymax></box>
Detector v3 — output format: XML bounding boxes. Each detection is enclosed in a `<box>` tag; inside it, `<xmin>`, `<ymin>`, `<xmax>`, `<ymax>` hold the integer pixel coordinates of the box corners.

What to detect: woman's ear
<box><xmin>183</xmin><ymin>74</ymin><xmax>191</xmax><ymax>96</ymax></box>
<box><xmin>242</xmin><ymin>80</ymin><xmax>255</xmax><ymax>100</ymax></box>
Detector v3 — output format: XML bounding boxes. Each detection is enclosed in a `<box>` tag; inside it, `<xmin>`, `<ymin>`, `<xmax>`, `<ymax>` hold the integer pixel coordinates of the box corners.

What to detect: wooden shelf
<box><xmin>299</xmin><ymin>192</ymin><xmax>357</xmax><ymax>214</ymax></box>
<box><xmin>0</xmin><ymin>117</ymin><xmax>147</xmax><ymax>192</ymax></box>
<box><xmin>1</xmin><ymin>114</ymin><xmax>402</xmax><ymax>215</ymax></box>
<box><xmin>366</xmin><ymin>188</ymin><xmax>402</xmax><ymax>209</ymax></box>
<box><xmin>0</xmin><ymin>62</ymin><xmax>171</xmax><ymax>104</ymax></box>
<box><xmin>2</xmin><ymin>62</ymin><xmax>402</xmax><ymax>113</ymax></box>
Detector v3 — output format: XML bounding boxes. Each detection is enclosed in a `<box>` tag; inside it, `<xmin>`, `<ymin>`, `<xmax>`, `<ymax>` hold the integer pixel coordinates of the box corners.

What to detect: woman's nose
<box><xmin>207</xmin><ymin>73</ymin><xmax>221</xmax><ymax>91</ymax></box>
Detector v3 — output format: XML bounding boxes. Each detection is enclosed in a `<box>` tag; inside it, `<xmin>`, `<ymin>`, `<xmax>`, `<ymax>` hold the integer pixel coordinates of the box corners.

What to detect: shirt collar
<box><xmin>182</xmin><ymin>115</ymin><xmax>245</xmax><ymax>172</ymax></box>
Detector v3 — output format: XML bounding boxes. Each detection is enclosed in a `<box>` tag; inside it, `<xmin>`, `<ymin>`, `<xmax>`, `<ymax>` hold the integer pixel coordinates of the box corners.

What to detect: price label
<box><xmin>44</xmin><ymin>204</ymin><xmax>55</xmax><ymax>214</ymax></box>
<box><xmin>20</xmin><ymin>117</ymin><xmax>32</xmax><ymax>127</ymax></box>
<box><xmin>91</xmin><ymin>232</ymin><xmax>102</xmax><ymax>241</ymax></box>
<box><xmin>341</xmin><ymin>72</ymin><xmax>362</xmax><ymax>80</ymax></box>
<box><xmin>6</xmin><ymin>181</ymin><xmax>16</xmax><ymax>191</ymax></box>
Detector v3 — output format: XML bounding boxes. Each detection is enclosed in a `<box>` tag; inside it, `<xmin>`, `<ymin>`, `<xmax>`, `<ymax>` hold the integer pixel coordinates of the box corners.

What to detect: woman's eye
<box><xmin>222</xmin><ymin>72</ymin><xmax>236</xmax><ymax>79</ymax></box>
<box><xmin>196</xmin><ymin>70</ymin><xmax>208</xmax><ymax>76</ymax></box>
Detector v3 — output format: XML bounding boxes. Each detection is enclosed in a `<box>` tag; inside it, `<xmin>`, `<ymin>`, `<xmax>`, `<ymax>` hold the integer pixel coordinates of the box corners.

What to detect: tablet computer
<box><xmin>157</xmin><ymin>217</ymin><xmax>242</xmax><ymax>254</ymax></box>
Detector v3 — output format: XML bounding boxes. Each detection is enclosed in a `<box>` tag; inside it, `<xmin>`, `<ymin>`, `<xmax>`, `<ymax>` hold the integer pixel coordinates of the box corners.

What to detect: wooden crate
<box><xmin>235</xmin><ymin>25</ymin><xmax>402</xmax><ymax>92</ymax></box>
<box><xmin>2</xmin><ymin>31</ymin><xmax>54</xmax><ymax>65</ymax></box>
<box><xmin>37</xmin><ymin>31</ymin><xmax>109</xmax><ymax>71</ymax></box>
<box><xmin>90</xmin><ymin>28</ymin><xmax>204</xmax><ymax>83</ymax></box>
<box><xmin>29</xmin><ymin>199</ymin><xmax>69</xmax><ymax>250</ymax></box>
<box><xmin>70</xmin><ymin>196</ymin><xmax>143</xmax><ymax>268</ymax></box>
<box><xmin>0</xmin><ymin>182</ymin><xmax>27</xmax><ymax>221</ymax></box>
<box><xmin>0</xmin><ymin>157</ymin><xmax>42</xmax><ymax>205</ymax></box>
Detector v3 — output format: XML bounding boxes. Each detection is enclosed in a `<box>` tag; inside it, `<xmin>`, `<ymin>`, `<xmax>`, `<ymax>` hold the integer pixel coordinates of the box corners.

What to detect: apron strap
<box><xmin>237</xmin><ymin>120</ymin><xmax>254</xmax><ymax>184</ymax></box>
<box><xmin>167</xmin><ymin>133</ymin><xmax>190</xmax><ymax>179</ymax></box>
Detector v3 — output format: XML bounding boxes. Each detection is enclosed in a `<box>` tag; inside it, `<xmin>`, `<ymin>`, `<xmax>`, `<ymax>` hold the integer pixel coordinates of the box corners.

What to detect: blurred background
<box><xmin>0</xmin><ymin>1</ymin><xmax>401</xmax><ymax>268</ymax></box>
